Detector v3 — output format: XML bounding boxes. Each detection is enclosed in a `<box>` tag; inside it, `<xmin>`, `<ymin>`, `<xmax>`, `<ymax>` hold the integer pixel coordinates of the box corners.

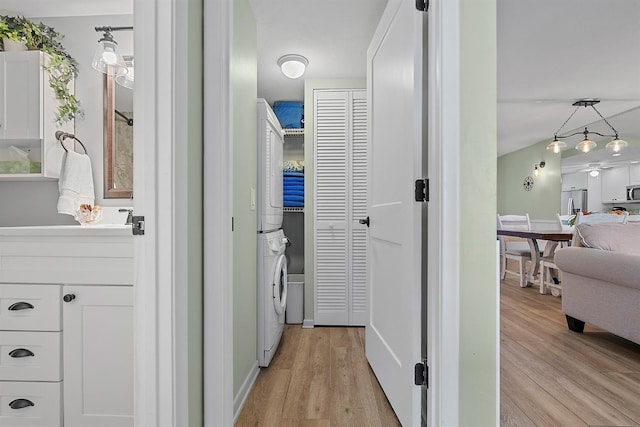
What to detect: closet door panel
<box><xmin>315</xmin><ymin>229</ymin><xmax>348</xmax><ymax>325</ymax></box>
<box><xmin>315</xmin><ymin>91</ymin><xmax>348</xmax><ymax>325</ymax></box>
<box><xmin>349</xmin><ymin>91</ymin><xmax>368</xmax><ymax>325</ymax></box>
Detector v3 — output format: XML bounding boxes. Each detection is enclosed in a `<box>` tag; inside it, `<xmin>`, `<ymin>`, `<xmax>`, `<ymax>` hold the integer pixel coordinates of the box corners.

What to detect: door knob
<box><xmin>359</xmin><ymin>216</ymin><xmax>370</xmax><ymax>227</ymax></box>
<box><xmin>63</xmin><ymin>294</ymin><xmax>76</xmax><ymax>303</ymax></box>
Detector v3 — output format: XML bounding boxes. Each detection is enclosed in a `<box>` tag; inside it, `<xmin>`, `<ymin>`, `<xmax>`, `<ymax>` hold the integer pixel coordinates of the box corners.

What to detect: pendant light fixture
<box><xmin>92</xmin><ymin>26</ymin><xmax>133</xmax><ymax>78</ymax></box>
<box><xmin>547</xmin><ymin>99</ymin><xmax>628</xmax><ymax>154</ymax></box>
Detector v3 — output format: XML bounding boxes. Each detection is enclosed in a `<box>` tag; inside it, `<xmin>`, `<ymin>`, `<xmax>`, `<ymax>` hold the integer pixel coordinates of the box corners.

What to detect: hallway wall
<box><xmin>232</xmin><ymin>0</ymin><xmax>259</xmax><ymax>404</ymax></box>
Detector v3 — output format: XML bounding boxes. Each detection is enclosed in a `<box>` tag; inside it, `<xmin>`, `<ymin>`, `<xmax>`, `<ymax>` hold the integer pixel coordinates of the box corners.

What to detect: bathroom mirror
<box><xmin>103</xmin><ymin>56</ymin><xmax>134</xmax><ymax>199</ymax></box>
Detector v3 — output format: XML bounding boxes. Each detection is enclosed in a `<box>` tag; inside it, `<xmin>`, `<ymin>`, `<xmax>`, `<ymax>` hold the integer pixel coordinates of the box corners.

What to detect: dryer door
<box><xmin>272</xmin><ymin>254</ymin><xmax>288</xmax><ymax>315</ymax></box>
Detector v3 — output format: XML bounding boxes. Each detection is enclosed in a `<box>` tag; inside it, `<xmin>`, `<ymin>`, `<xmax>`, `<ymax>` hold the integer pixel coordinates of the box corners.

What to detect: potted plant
<box><xmin>0</xmin><ymin>15</ymin><xmax>83</xmax><ymax>124</ymax></box>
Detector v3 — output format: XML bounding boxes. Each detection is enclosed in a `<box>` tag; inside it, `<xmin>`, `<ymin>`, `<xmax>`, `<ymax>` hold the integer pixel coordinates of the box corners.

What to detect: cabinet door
<box><xmin>62</xmin><ymin>285</ymin><xmax>133</xmax><ymax>427</ymax></box>
<box><xmin>630</xmin><ymin>164</ymin><xmax>640</xmax><ymax>186</ymax></box>
<box><xmin>601</xmin><ymin>167</ymin><xmax>629</xmax><ymax>202</ymax></box>
<box><xmin>561</xmin><ymin>172</ymin><xmax>587</xmax><ymax>191</ymax></box>
<box><xmin>0</xmin><ymin>51</ymin><xmax>42</xmax><ymax>139</ymax></box>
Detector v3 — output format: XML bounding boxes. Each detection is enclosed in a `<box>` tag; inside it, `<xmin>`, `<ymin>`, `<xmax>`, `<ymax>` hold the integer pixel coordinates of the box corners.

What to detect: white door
<box><xmin>365</xmin><ymin>0</ymin><xmax>424</xmax><ymax>426</ymax></box>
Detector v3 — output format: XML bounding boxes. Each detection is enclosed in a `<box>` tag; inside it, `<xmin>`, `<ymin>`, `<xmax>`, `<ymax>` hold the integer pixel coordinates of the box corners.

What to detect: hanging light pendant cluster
<box><xmin>547</xmin><ymin>99</ymin><xmax>628</xmax><ymax>154</ymax></box>
<box><xmin>91</xmin><ymin>26</ymin><xmax>134</xmax><ymax>89</ymax></box>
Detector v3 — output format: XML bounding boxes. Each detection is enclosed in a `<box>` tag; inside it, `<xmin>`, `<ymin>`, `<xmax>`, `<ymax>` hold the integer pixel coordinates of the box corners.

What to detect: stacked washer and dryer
<box><xmin>256</xmin><ymin>99</ymin><xmax>289</xmax><ymax>367</ymax></box>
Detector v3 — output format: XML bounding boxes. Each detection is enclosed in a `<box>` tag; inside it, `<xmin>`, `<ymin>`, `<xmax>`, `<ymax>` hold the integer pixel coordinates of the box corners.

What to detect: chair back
<box><xmin>497</xmin><ymin>214</ymin><xmax>531</xmax><ymax>231</ymax></box>
<box><xmin>575</xmin><ymin>212</ymin><xmax>628</xmax><ymax>225</ymax></box>
<box><xmin>557</xmin><ymin>213</ymin><xmax>575</xmax><ymax>231</ymax></box>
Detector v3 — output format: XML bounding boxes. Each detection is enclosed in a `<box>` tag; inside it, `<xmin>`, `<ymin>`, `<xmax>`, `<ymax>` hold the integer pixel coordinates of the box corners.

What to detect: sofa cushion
<box><xmin>575</xmin><ymin>223</ymin><xmax>640</xmax><ymax>255</ymax></box>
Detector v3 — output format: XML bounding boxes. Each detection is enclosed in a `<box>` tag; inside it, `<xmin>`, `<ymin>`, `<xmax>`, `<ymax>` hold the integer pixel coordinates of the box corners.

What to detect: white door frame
<box><xmin>203</xmin><ymin>0</ymin><xmax>235</xmax><ymax>426</ymax></box>
<box><xmin>426</xmin><ymin>0</ymin><xmax>461</xmax><ymax>425</ymax></box>
<box><xmin>135</xmin><ymin>0</ymin><xmax>463</xmax><ymax>425</ymax></box>
<box><xmin>134</xmin><ymin>0</ymin><xmax>225</xmax><ymax>425</ymax></box>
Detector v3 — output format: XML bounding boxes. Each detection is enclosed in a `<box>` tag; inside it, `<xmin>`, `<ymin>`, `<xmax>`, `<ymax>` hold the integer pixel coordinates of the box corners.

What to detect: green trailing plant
<box><xmin>0</xmin><ymin>15</ymin><xmax>83</xmax><ymax>125</ymax></box>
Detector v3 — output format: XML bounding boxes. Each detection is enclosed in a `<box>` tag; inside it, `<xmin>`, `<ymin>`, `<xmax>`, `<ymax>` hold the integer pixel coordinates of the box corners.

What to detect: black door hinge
<box><xmin>416</xmin><ymin>0</ymin><xmax>429</xmax><ymax>12</ymax></box>
<box><xmin>414</xmin><ymin>361</ymin><xmax>429</xmax><ymax>387</ymax></box>
<box><xmin>415</xmin><ymin>179</ymin><xmax>429</xmax><ymax>202</ymax></box>
<box><xmin>132</xmin><ymin>216</ymin><xmax>145</xmax><ymax>235</ymax></box>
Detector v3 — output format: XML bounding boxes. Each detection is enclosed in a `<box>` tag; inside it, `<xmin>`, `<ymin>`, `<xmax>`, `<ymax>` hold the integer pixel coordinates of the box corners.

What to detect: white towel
<box><xmin>57</xmin><ymin>150</ymin><xmax>95</xmax><ymax>216</ymax></box>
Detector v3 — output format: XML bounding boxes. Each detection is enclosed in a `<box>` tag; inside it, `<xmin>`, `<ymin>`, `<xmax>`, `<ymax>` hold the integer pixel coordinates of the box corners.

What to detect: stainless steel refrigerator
<box><xmin>561</xmin><ymin>189</ymin><xmax>588</xmax><ymax>215</ymax></box>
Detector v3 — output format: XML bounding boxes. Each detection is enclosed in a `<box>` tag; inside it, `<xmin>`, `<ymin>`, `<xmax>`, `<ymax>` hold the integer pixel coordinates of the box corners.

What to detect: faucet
<box><xmin>119</xmin><ymin>208</ymin><xmax>134</xmax><ymax>225</ymax></box>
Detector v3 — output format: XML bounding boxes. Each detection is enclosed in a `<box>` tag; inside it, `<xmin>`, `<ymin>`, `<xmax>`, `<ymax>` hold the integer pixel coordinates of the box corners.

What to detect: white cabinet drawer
<box><xmin>0</xmin><ymin>285</ymin><xmax>61</xmax><ymax>331</ymax></box>
<box><xmin>0</xmin><ymin>331</ymin><xmax>61</xmax><ymax>381</ymax></box>
<box><xmin>0</xmin><ymin>381</ymin><xmax>61</xmax><ymax>427</ymax></box>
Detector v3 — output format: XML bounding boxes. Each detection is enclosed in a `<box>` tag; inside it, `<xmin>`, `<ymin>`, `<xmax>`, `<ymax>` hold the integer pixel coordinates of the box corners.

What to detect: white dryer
<box><xmin>257</xmin><ymin>229</ymin><xmax>289</xmax><ymax>367</ymax></box>
<box><xmin>257</xmin><ymin>98</ymin><xmax>284</xmax><ymax>232</ymax></box>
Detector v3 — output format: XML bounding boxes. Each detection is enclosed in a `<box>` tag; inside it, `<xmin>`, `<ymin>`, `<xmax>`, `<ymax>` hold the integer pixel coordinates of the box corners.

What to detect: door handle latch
<box><xmin>359</xmin><ymin>216</ymin><xmax>370</xmax><ymax>227</ymax></box>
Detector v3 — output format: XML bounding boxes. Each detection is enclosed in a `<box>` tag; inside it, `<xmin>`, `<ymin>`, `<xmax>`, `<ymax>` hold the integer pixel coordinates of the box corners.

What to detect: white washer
<box><xmin>257</xmin><ymin>229</ymin><xmax>288</xmax><ymax>367</ymax></box>
<box><xmin>257</xmin><ymin>98</ymin><xmax>284</xmax><ymax>232</ymax></box>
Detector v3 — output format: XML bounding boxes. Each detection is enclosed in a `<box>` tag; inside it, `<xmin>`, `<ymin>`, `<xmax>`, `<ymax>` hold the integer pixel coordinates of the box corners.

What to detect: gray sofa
<box><xmin>554</xmin><ymin>223</ymin><xmax>640</xmax><ymax>344</ymax></box>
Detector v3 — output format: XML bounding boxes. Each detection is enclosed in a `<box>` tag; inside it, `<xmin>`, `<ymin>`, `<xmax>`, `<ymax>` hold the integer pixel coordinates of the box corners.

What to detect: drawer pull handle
<box><xmin>8</xmin><ymin>302</ymin><xmax>34</xmax><ymax>311</ymax></box>
<box><xmin>9</xmin><ymin>399</ymin><xmax>34</xmax><ymax>410</ymax></box>
<box><xmin>63</xmin><ymin>294</ymin><xmax>76</xmax><ymax>303</ymax></box>
<box><xmin>9</xmin><ymin>348</ymin><xmax>35</xmax><ymax>358</ymax></box>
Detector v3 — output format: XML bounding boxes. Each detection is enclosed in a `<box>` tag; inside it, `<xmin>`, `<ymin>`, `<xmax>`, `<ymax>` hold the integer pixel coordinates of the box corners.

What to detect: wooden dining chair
<box><xmin>539</xmin><ymin>214</ymin><xmax>574</xmax><ymax>296</ymax></box>
<box><xmin>497</xmin><ymin>214</ymin><xmax>532</xmax><ymax>287</ymax></box>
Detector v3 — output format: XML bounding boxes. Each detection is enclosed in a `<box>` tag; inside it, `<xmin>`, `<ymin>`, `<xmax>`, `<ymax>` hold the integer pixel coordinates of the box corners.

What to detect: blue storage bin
<box><xmin>273</xmin><ymin>101</ymin><xmax>304</xmax><ymax>128</ymax></box>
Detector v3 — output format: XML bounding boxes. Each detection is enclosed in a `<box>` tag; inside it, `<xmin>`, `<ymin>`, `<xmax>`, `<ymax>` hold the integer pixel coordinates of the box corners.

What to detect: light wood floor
<box><xmin>235</xmin><ymin>326</ymin><xmax>401</xmax><ymax>427</ymax></box>
<box><xmin>237</xmin><ymin>275</ymin><xmax>640</xmax><ymax>426</ymax></box>
<box><xmin>501</xmin><ymin>275</ymin><xmax>640</xmax><ymax>426</ymax></box>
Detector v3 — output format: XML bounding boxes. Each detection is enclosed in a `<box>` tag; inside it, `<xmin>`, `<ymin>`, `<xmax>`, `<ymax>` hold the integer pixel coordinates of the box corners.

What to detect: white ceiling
<box><xmin>498</xmin><ymin>0</ymin><xmax>640</xmax><ymax>164</ymax></box>
<box><xmin>4</xmin><ymin>0</ymin><xmax>640</xmax><ymax>169</ymax></box>
<box><xmin>0</xmin><ymin>0</ymin><xmax>131</xmax><ymax>17</ymax></box>
<box><xmin>248</xmin><ymin>0</ymin><xmax>387</xmax><ymax>104</ymax></box>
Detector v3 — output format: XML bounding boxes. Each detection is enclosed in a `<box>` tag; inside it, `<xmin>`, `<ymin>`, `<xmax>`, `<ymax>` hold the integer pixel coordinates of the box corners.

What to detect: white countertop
<box><xmin>0</xmin><ymin>224</ymin><xmax>132</xmax><ymax>237</ymax></box>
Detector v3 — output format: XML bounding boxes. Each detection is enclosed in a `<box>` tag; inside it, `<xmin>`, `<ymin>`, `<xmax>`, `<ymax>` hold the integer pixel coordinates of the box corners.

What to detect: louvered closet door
<box><xmin>349</xmin><ymin>90</ymin><xmax>368</xmax><ymax>326</ymax></box>
<box><xmin>314</xmin><ymin>89</ymin><xmax>368</xmax><ymax>326</ymax></box>
<box><xmin>315</xmin><ymin>91</ymin><xmax>349</xmax><ymax>325</ymax></box>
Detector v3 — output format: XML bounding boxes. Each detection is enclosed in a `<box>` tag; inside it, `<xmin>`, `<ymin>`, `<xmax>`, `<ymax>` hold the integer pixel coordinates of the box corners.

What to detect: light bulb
<box><xmin>534</xmin><ymin>166</ymin><xmax>539</xmax><ymax>176</ymax></box>
<box><xmin>590</xmin><ymin>169</ymin><xmax>600</xmax><ymax>177</ymax></box>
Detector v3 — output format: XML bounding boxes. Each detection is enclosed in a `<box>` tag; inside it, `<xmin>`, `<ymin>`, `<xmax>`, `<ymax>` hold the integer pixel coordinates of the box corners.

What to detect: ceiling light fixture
<box><xmin>587</xmin><ymin>163</ymin><xmax>601</xmax><ymax>177</ymax></box>
<box><xmin>92</xmin><ymin>26</ymin><xmax>133</xmax><ymax>77</ymax></box>
<box><xmin>277</xmin><ymin>54</ymin><xmax>308</xmax><ymax>79</ymax></box>
<box><xmin>533</xmin><ymin>161</ymin><xmax>545</xmax><ymax>177</ymax></box>
<box><xmin>547</xmin><ymin>99</ymin><xmax>628</xmax><ymax>154</ymax></box>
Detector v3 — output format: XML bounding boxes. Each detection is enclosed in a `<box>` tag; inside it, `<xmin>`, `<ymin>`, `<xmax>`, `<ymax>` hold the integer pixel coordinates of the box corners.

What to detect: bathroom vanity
<box><xmin>0</xmin><ymin>225</ymin><xmax>133</xmax><ymax>427</ymax></box>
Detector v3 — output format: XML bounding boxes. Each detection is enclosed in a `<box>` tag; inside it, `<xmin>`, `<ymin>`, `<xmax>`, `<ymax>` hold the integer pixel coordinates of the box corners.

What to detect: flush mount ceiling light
<box><xmin>547</xmin><ymin>99</ymin><xmax>628</xmax><ymax>154</ymax></box>
<box><xmin>92</xmin><ymin>26</ymin><xmax>133</xmax><ymax>77</ymax></box>
<box><xmin>277</xmin><ymin>54</ymin><xmax>308</xmax><ymax>79</ymax></box>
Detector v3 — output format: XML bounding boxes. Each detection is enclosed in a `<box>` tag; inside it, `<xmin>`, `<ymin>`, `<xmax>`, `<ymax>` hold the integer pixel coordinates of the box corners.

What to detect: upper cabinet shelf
<box><xmin>0</xmin><ymin>51</ymin><xmax>73</xmax><ymax>180</ymax></box>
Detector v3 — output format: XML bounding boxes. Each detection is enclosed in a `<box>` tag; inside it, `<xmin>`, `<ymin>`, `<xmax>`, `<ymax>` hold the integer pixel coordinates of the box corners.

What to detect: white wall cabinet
<box><xmin>629</xmin><ymin>164</ymin><xmax>640</xmax><ymax>186</ymax></box>
<box><xmin>561</xmin><ymin>171</ymin><xmax>588</xmax><ymax>191</ymax></box>
<box><xmin>314</xmin><ymin>89</ymin><xmax>368</xmax><ymax>326</ymax></box>
<box><xmin>0</xmin><ymin>227</ymin><xmax>133</xmax><ymax>427</ymax></box>
<box><xmin>601</xmin><ymin>167</ymin><xmax>629</xmax><ymax>203</ymax></box>
<box><xmin>0</xmin><ymin>51</ymin><xmax>71</xmax><ymax>179</ymax></box>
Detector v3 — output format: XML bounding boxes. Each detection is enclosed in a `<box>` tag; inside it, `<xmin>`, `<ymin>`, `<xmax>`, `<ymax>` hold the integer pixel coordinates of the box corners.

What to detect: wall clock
<box><xmin>523</xmin><ymin>176</ymin><xmax>534</xmax><ymax>191</ymax></box>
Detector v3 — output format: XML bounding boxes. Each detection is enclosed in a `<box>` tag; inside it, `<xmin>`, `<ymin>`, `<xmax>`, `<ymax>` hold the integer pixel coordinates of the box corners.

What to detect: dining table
<box><xmin>497</xmin><ymin>229</ymin><xmax>574</xmax><ymax>288</ymax></box>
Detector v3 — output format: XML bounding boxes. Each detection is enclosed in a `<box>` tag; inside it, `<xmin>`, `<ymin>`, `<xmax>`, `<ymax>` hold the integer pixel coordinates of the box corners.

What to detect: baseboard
<box><xmin>302</xmin><ymin>319</ymin><xmax>315</xmax><ymax>328</ymax></box>
<box><xmin>233</xmin><ymin>361</ymin><xmax>260</xmax><ymax>422</ymax></box>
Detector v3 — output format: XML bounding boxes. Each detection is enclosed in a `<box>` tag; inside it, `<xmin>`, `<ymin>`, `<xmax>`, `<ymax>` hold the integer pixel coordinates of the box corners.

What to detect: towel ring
<box><xmin>55</xmin><ymin>131</ymin><xmax>88</xmax><ymax>154</ymax></box>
